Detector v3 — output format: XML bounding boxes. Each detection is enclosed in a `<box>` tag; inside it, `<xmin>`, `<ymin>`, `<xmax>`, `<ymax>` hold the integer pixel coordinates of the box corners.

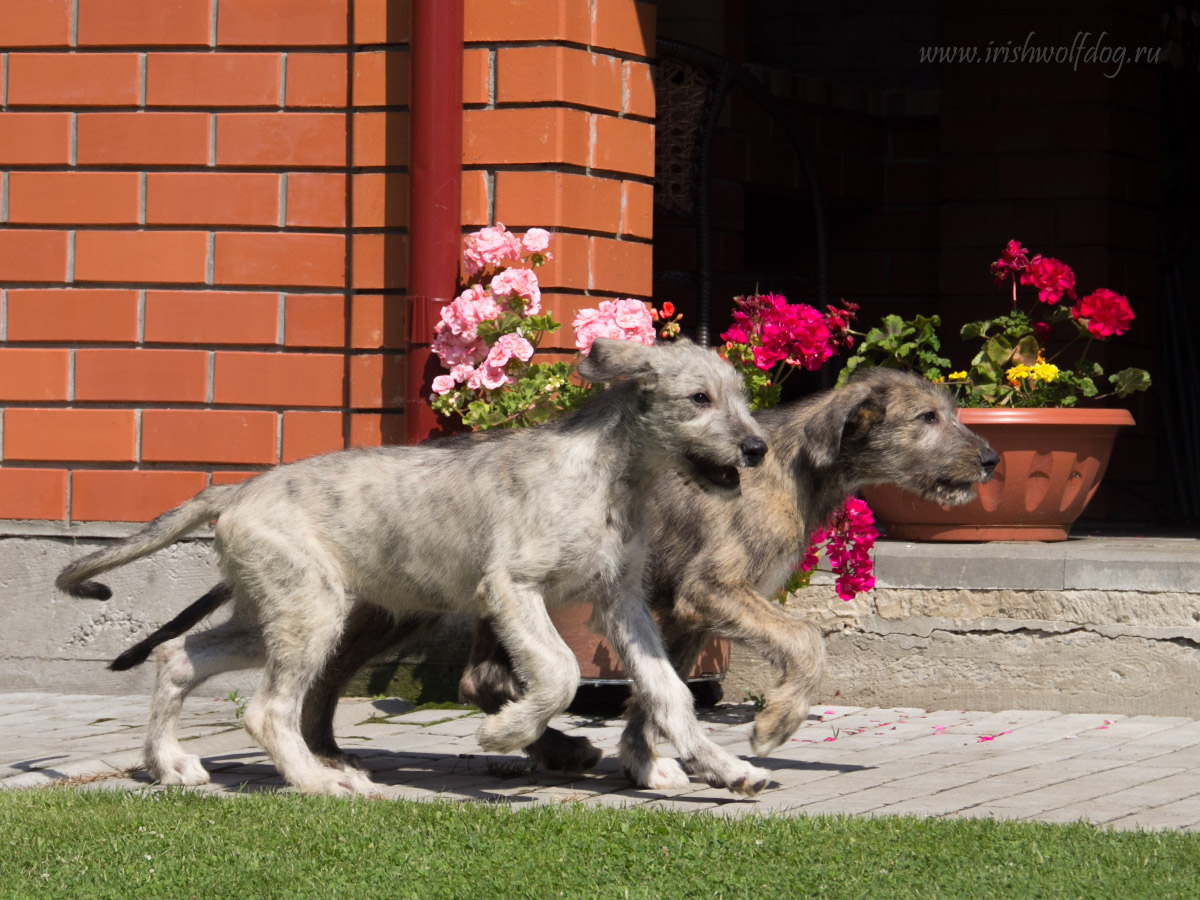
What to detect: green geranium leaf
<box><xmin>985</xmin><ymin>335</ymin><xmax>1013</xmax><ymax>368</ymax></box>
<box><xmin>961</xmin><ymin>321</ymin><xmax>988</xmax><ymax>341</ymax></box>
<box><xmin>1014</xmin><ymin>335</ymin><xmax>1040</xmax><ymax>367</ymax></box>
<box><xmin>1110</xmin><ymin>368</ymin><xmax>1151</xmax><ymax>396</ymax></box>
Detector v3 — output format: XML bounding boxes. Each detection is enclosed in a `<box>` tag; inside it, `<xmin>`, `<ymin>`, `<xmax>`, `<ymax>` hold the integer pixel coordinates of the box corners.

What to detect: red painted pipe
<box><xmin>405</xmin><ymin>0</ymin><xmax>464</xmax><ymax>444</ymax></box>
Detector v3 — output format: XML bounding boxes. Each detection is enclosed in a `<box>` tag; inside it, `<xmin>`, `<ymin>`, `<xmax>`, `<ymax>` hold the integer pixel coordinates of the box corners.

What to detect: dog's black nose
<box><xmin>741</xmin><ymin>436</ymin><xmax>768</xmax><ymax>465</ymax></box>
<box><xmin>980</xmin><ymin>447</ymin><xmax>1000</xmax><ymax>474</ymax></box>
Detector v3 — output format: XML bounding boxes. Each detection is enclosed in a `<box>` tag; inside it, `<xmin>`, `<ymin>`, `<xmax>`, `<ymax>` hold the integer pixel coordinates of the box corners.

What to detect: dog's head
<box><xmin>799</xmin><ymin>368</ymin><xmax>998</xmax><ymax>507</ymax></box>
<box><xmin>579</xmin><ymin>337</ymin><xmax>767</xmax><ymax>490</ymax></box>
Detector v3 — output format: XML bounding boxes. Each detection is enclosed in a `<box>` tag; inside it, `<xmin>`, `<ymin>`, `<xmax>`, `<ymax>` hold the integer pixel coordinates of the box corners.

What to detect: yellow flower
<box><xmin>1032</xmin><ymin>362</ymin><xmax>1059</xmax><ymax>382</ymax></box>
<box><xmin>948</xmin><ymin>371</ymin><xmax>968</xmax><ymax>381</ymax></box>
<box><xmin>1006</xmin><ymin>361</ymin><xmax>1059</xmax><ymax>386</ymax></box>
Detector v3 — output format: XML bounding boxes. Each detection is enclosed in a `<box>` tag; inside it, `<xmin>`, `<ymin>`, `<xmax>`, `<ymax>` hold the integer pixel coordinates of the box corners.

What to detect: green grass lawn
<box><xmin>1</xmin><ymin>789</ymin><xmax>1196</xmax><ymax>899</ymax></box>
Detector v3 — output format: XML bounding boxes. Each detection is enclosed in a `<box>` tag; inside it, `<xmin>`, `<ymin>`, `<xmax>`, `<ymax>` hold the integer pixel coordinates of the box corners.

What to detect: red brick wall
<box><xmin>1</xmin><ymin>0</ymin><xmax>656</xmax><ymax>523</ymax></box>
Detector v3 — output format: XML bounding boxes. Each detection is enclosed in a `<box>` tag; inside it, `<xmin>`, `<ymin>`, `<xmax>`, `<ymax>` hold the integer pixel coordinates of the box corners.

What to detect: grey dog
<box><xmin>112</xmin><ymin>368</ymin><xmax>997</xmax><ymax>791</ymax></box>
<box><xmin>58</xmin><ymin>338</ymin><xmax>774</xmax><ymax>796</ymax></box>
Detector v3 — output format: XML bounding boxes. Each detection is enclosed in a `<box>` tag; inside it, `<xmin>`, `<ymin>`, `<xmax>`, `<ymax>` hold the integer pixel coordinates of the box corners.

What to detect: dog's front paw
<box><xmin>625</xmin><ymin>756</ymin><xmax>691</xmax><ymax>791</ymax></box>
<box><xmin>727</xmin><ymin>762</ymin><xmax>771</xmax><ymax>797</ymax></box>
<box><xmin>149</xmin><ymin>752</ymin><xmax>210</xmax><ymax>786</ymax></box>
<box><xmin>296</xmin><ymin>766</ymin><xmax>377</xmax><ymax>797</ymax></box>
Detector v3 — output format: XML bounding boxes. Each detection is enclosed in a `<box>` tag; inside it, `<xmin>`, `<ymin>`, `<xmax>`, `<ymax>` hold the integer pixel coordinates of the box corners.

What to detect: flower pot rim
<box><xmin>957</xmin><ymin>407</ymin><xmax>1135</xmax><ymax>427</ymax></box>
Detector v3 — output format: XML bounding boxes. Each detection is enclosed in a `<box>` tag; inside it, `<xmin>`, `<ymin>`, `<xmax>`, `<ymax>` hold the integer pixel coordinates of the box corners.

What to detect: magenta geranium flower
<box><xmin>801</xmin><ymin>497</ymin><xmax>878</xmax><ymax>601</ymax></box>
<box><xmin>1071</xmin><ymin>288</ymin><xmax>1134</xmax><ymax>338</ymax></box>
<box><xmin>1019</xmin><ymin>255</ymin><xmax>1077</xmax><ymax>305</ymax></box>
<box><xmin>721</xmin><ymin>293</ymin><xmax>834</xmax><ymax>372</ymax></box>
<box><xmin>989</xmin><ymin>239</ymin><xmax>1030</xmax><ymax>286</ymax></box>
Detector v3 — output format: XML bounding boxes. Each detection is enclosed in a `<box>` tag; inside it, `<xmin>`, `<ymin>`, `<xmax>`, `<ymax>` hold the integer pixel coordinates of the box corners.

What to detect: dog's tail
<box><xmin>109</xmin><ymin>583</ymin><xmax>234</xmax><ymax>671</ymax></box>
<box><xmin>56</xmin><ymin>484</ymin><xmax>241</xmax><ymax>600</ymax></box>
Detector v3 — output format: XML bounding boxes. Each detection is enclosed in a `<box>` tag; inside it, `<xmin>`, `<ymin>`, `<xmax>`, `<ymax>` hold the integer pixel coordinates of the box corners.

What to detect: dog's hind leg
<box><xmin>461</xmin><ymin>618</ymin><xmax>602</xmax><ymax>773</ymax></box>
<box><xmin>598</xmin><ymin>582</ymin><xmax>770</xmax><ymax>796</ymax></box>
<box><xmin>302</xmin><ymin>604</ymin><xmax>440</xmax><ymax>770</ymax></box>
<box><xmin>241</xmin><ymin>590</ymin><xmax>378</xmax><ymax>795</ymax></box>
<box><xmin>145</xmin><ymin>612</ymin><xmax>265</xmax><ymax>786</ymax></box>
<box><xmin>473</xmin><ymin>575</ymin><xmax>580</xmax><ymax>754</ymax></box>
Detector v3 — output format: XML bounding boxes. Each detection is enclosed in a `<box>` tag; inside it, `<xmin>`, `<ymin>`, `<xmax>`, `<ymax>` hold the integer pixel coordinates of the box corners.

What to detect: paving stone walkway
<box><xmin>2</xmin><ymin>692</ymin><xmax>1198</xmax><ymax>831</ymax></box>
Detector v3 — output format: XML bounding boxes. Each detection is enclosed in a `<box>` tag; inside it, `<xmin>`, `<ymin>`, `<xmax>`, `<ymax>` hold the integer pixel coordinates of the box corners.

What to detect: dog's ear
<box><xmin>801</xmin><ymin>381</ymin><xmax>880</xmax><ymax>469</ymax></box>
<box><xmin>577</xmin><ymin>338</ymin><xmax>656</xmax><ymax>384</ymax></box>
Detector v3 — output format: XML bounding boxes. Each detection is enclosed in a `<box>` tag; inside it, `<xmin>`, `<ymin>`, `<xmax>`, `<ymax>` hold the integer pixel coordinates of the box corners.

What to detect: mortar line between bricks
<box><xmin>139</xmin><ymin>53</ymin><xmax>147</xmax><ymax>107</ymax></box>
<box><xmin>279</xmin><ymin>53</ymin><xmax>287</xmax><ymax>108</ymax></box>
<box><xmin>205</xmin><ymin>232</ymin><xmax>215</xmax><ymax>284</ymax></box>
<box><xmin>276</xmin><ymin>293</ymin><xmax>285</xmax><ymax>343</ymax></box>
<box><xmin>279</xmin><ymin>174</ymin><xmax>288</xmax><ymax>228</ymax></box>
<box><xmin>67</xmin><ymin>349</ymin><xmax>76</xmax><ymax>402</ymax></box>
<box><xmin>209</xmin><ymin>0</ymin><xmax>218</xmax><ymax>48</ymax></box>
<box><xmin>0</xmin><ymin>172</ymin><xmax>7</xmax><ymax>222</ymax></box>
<box><xmin>138</xmin><ymin>172</ymin><xmax>146</xmax><ymax>225</ymax></box>
<box><xmin>137</xmin><ymin>289</ymin><xmax>145</xmax><ymax>343</ymax></box>
<box><xmin>206</xmin><ymin>353</ymin><xmax>214</xmax><ymax>404</ymax></box>
<box><xmin>487</xmin><ymin>48</ymin><xmax>496</xmax><ymax>108</ymax></box>
<box><xmin>0</xmin><ymin>289</ymin><xmax>6</xmax><ymax>341</ymax></box>
<box><xmin>69</xmin><ymin>113</ymin><xmax>77</xmax><ymax>166</ymax></box>
<box><xmin>70</xmin><ymin>0</ymin><xmax>78</xmax><ymax>47</ymax></box>
<box><xmin>1</xmin><ymin>54</ymin><xmax>7</xmax><ymax>106</ymax></box>
<box><xmin>875</xmin><ymin>755</ymin><xmax>1141</xmax><ymax>819</ymax></box>
<box><xmin>66</xmin><ymin>231</ymin><xmax>75</xmax><ymax>283</ymax></box>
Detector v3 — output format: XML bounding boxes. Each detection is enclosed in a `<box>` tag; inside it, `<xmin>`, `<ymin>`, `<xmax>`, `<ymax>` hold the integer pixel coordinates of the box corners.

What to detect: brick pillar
<box><xmin>461</xmin><ymin>0</ymin><xmax>656</xmax><ymax>356</ymax></box>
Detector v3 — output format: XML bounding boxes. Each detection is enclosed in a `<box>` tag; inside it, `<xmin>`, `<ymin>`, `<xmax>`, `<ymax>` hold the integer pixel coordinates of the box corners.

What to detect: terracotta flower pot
<box><xmin>861</xmin><ymin>407</ymin><xmax>1135</xmax><ymax>542</ymax></box>
<box><xmin>548</xmin><ymin>602</ymin><xmax>730</xmax><ymax>683</ymax></box>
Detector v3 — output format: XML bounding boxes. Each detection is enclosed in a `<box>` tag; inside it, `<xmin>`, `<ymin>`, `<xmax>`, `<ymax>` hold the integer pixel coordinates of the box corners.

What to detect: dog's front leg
<box><xmin>618</xmin><ymin>623</ymin><xmax>712</xmax><ymax>790</ymax></box>
<box><xmin>598</xmin><ymin>582</ymin><xmax>770</xmax><ymax>797</ymax></box>
<box><xmin>682</xmin><ymin>584</ymin><xmax>827</xmax><ymax>757</ymax></box>
<box><xmin>474</xmin><ymin>574</ymin><xmax>580</xmax><ymax>753</ymax></box>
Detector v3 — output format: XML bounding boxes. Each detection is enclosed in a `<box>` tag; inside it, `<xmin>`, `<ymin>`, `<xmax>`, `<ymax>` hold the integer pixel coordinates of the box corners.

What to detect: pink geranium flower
<box><xmin>490</xmin><ymin>267</ymin><xmax>542</xmax><ymax>315</ymax></box>
<box><xmin>1020</xmin><ymin>255</ymin><xmax>1077</xmax><ymax>305</ymax></box>
<box><xmin>439</xmin><ymin>284</ymin><xmax>502</xmax><ymax>339</ymax></box>
<box><xmin>486</xmin><ymin>332</ymin><xmax>535</xmax><ymax>368</ymax></box>
<box><xmin>462</xmin><ymin>223</ymin><xmax>524</xmax><ymax>276</ymax></box>
<box><xmin>521</xmin><ymin>228</ymin><xmax>551</xmax><ymax>255</ymax></box>
<box><xmin>573</xmin><ymin>299</ymin><xmax>655</xmax><ymax>355</ymax></box>
<box><xmin>1071</xmin><ymin>288</ymin><xmax>1134</xmax><ymax>338</ymax></box>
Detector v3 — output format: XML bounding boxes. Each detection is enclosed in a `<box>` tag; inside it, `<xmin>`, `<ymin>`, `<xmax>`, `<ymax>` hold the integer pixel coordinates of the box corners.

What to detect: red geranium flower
<box><xmin>1071</xmin><ymin>288</ymin><xmax>1134</xmax><ymax>338</ymax></box>
<box><xmin>1019</xmin><ymin>255</ymin><xmax>1077</xmax><ymax>305</ymax></box>
<box><xmin>990</xmin><ymin>239</ymin><xmax>1030</xmax><ymax>286</ymax></box>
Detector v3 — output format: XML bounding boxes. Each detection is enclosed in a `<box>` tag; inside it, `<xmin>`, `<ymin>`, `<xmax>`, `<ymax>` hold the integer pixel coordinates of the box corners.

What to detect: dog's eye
<box><xmin>692</xmin><ymin>392</ymin><xmax>711</xmax><ymax>406</ymax></box>
<box><xmin>918</xmin><ymin>411</ymin><xmax>938</xmax><ymax>424</ymax></box>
